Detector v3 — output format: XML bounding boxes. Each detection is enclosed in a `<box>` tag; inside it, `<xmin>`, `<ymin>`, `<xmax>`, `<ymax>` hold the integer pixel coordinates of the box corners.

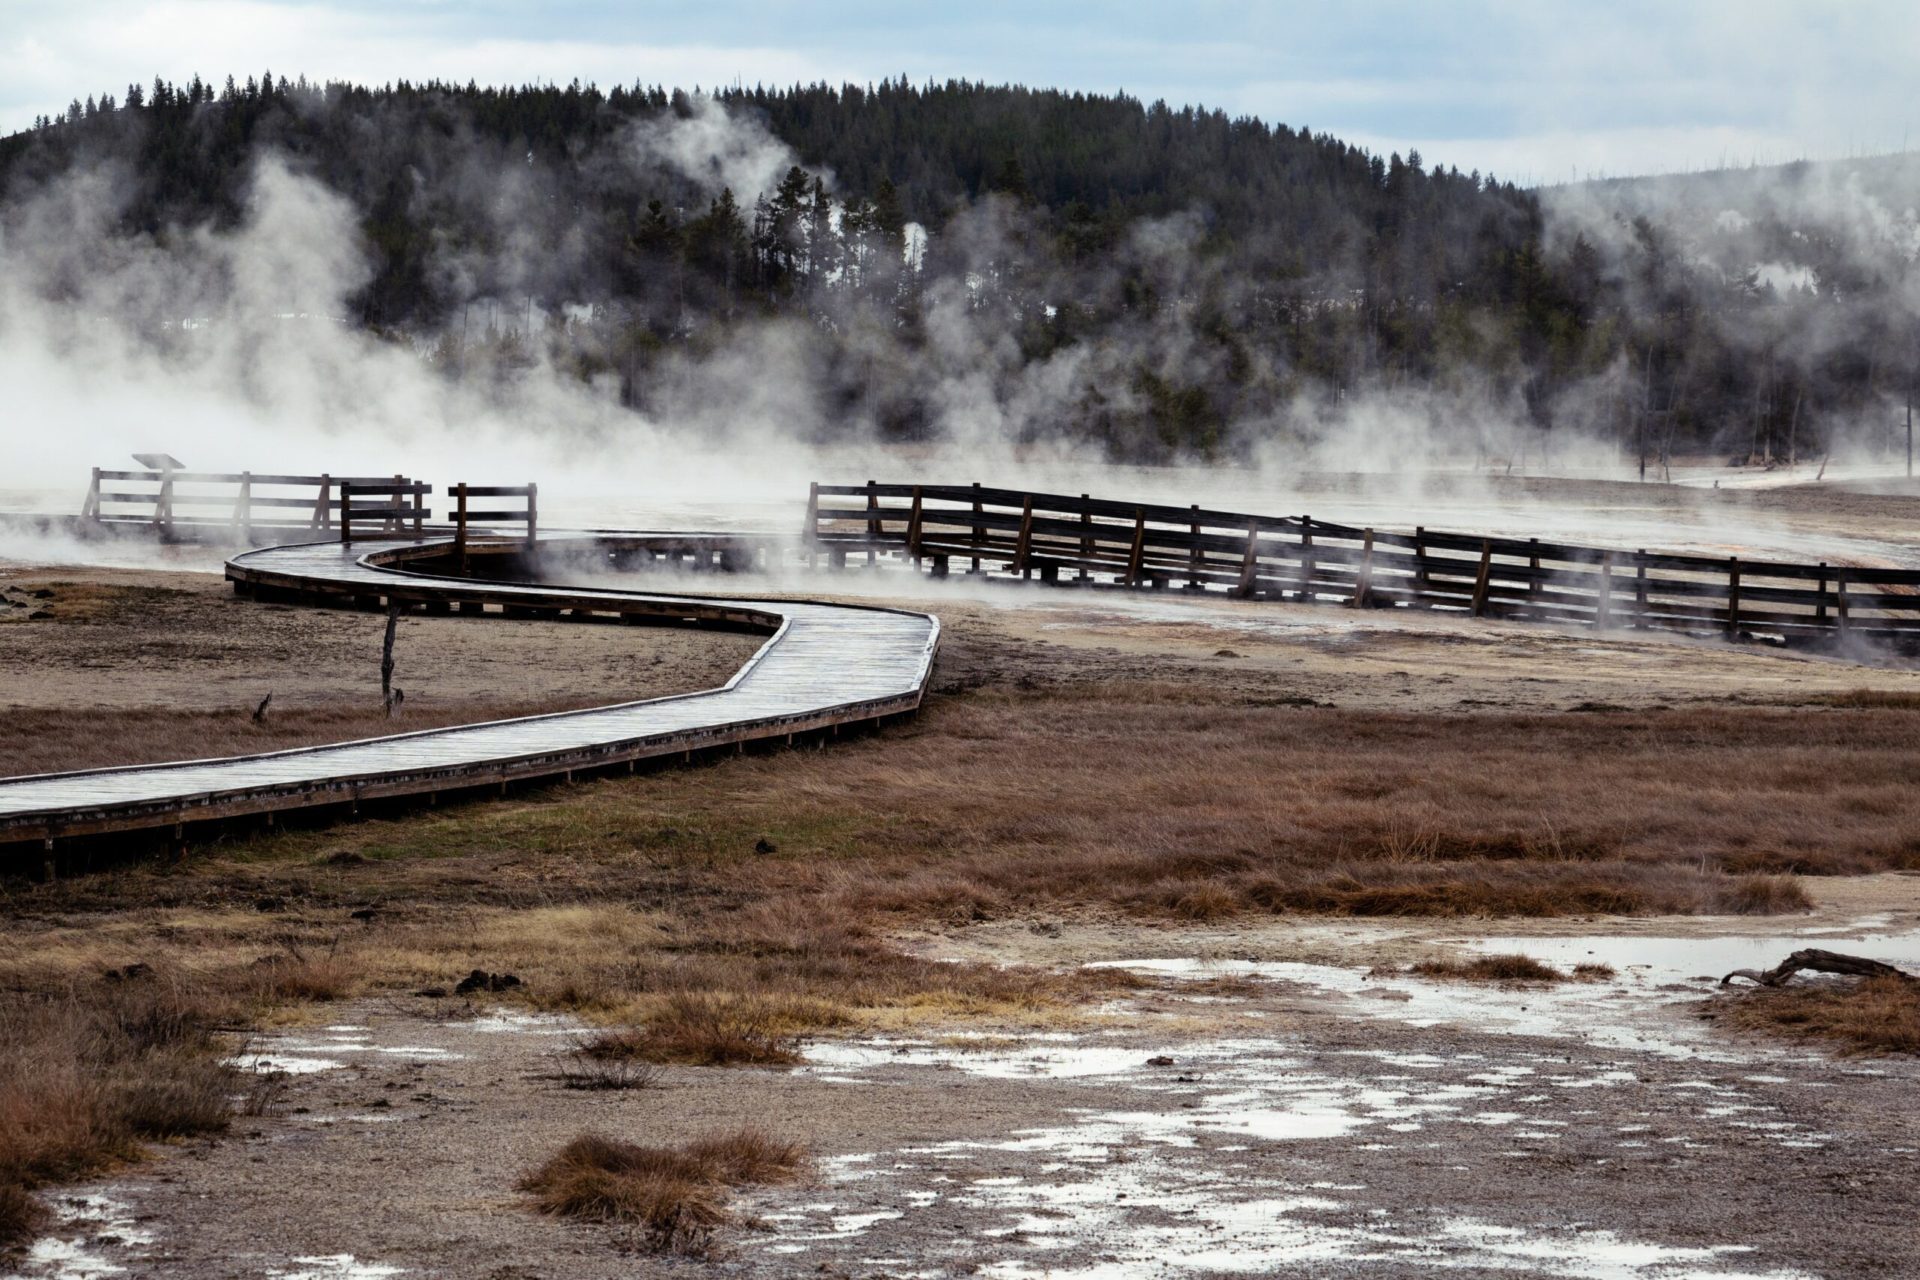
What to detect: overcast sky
<box><xmin>4</xmin><ymin>0</ymin><xmax>1917</xmax><ymax>184</ymax></box>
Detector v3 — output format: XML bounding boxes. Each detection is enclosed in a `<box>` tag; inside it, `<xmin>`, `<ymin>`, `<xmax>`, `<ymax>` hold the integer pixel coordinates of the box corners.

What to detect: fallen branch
<box><xmin>1721</xmin><ymin>948</ymin><xmax>1915</xmax><ymax>988</ymax></box>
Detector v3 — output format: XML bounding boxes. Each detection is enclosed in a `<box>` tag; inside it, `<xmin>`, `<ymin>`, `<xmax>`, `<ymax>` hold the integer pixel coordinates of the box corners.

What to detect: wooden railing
<box><xmin>806</xmin><ymin>481</ymin><xmax>1920</xmax><ymax>648</ymax></box>
<box><xmin>448</xmin><ymin>482</ymin><xmax>538</xmax><ymax>570</ymax></box>
<box><xmin>82</xmin><ymin>469</ymin><xmax>409</xmax><ymax>536</ymax></box>
<box><xmin>339</xmin><ymin>481</ymin><xmax>432</xmax><ymax>544</ymax></box>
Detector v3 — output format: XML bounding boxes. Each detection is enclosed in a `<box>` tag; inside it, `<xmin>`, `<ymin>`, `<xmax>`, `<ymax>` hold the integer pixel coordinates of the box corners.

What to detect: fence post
<box><xmin>862</xmin><ymin>479</ymin><xmax>878</xmax><ymax>567</ymax></box>
<box><xmin>908</xmin><ymin>486</ymin><xmax>924</xmax><ymax>568</ymax></box>
<box><xmin>389</xmin><ymin>473</ymin><xmax>403</xmax><ymax>534</ymax></box>
<box><xmin>340</xmin><ymin>482</ymin><xmax>354</xmax><ymax>545</ymax></box>
<box><xmin>1349</xmin><ymin>529</ymin><xmax>1375</xmax><ymax>608</ymax></box>
<box><xmin>1126</xmin><ymin>509</ymin><xmax>1146</xmax><ymax>587</ymax></box>
<box><xmin>1596</xmin><ymin>551</ymin><xmax>1614</xmax><ymax>631</ymax></box>
<box><xmin>1816</xmin><ymin>563</ymin><xmax>1828</xmax><ymax>626</ymax></box>
<box><xmin>971</xmin><ymin>482</ymin><xmax>983</xmax><ymax>574</ymax></box>
<box><xmin>1527</xmin><ymin>538</ymin><xmax>1541</xmax><ymax>614</ymax></box>
<box><xmin>1188</xmin><ymin>504</ymin><xmax>1202</xmax><ymax>589</ymax></box>
<box><xmin>804</xmin><ymin>482</ymin><xmax>819</xmax><ymax>570</ymax></box>
<box><xmin>1470</xmin><ymin>540</ymin><xmax>1493</xmax><ymax>616</ymax></box>
<box><xmin>413</xmin><ymin>482</ymin><xmax>425</xmax><ymax>537</ymax></box>
<box><xmin>525</xmin><ymin>482</ymin><xmax>538</xmax><ymax>552</ymax></box>
<box><xmin>233</xmin><ymin>471</ymin><xmax>253</xmax><ymax>540</ymax></box>
<box><xmin>1413</xmin><ymin>526</ymin><xmax>1428</xmax><ymax>604</ymax></box>
<box><xmin>454</xmin><ymin>483</ymin><xmax>469</xmax><ymax>574</ymax></box>
<box><xmin>1726</xmin><ymin>556</ymin><xmax>1741</xmax><ymax>640</ymax></box>
<box><xmin>1236</xmin><ymin>518</ymin><xmax>1260</xmax><ymax>598</ymax></box>
<box><xmin>1837</xmin><ymin>572</ymin><xmax>1850</xmax><ymax>637</ymax></box>
<box><xmin>1297</xmin><ymin>515</ymin><xmax>1315</xmax><ymax>601</ymax></box>
<box><xmin>1014</xmin><ymin>496</ymin><xmax>1034</xmax><ymax>578</ymax></box>
<box><xmin>81</xmin><ymin>468</ymin><xmax>101</xmax><ymax>521</ymax></box>
<box><xmin>1077</xmin><ymin>494</ymin><xmax>1091</xmax><ymax>582</ymax></box>
<box><xmin>1634</xmin><ymin>551</ymin><xmax>1648</xmax><ymax>627</ymax></box>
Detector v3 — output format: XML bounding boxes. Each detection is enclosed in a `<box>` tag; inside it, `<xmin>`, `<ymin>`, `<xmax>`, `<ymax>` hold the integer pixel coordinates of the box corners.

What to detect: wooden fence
<box><xmin>449</xmin><ymin>482</ymin><xmax>537</xmax><ymax>570</ymax></box>
<box><xmin>806</xmin><ymin>481</ymin><xmax>1920</xmax><ymax>649</ymax></box>
<box><xmin>339</xmin><ymin>481</ymin><xmax>432</xmax><ymax>543</ymax></box>
<box><xmin>82</xmin><ymin>468</ymin><xmax>415</xmax><ymax>538</ymax></box>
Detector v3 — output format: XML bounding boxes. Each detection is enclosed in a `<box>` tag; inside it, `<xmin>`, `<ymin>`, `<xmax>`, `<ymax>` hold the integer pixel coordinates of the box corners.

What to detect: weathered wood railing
<box><xmin>806</xmin><ymin>481</ymin><xmax>1920</xmax><ymax>649</ymax></box>
<box><xmin>339</xmin><ymin>481</ymin><xmax>432</xmax><ymax>544</ymax></box>
<box><xmin>449</xmin><ymin>482</ymin><xmax>538</xmax><ymax>570</ymax></box>
<box><xmin>82</xmin><ymin>468</ymin><xmax>411</xmax><ymax>537</ymax></box>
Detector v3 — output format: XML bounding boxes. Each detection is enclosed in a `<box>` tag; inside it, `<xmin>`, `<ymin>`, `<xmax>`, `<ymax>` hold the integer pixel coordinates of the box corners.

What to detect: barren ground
<box><xmin>7</xmin><ymin>497</ymin><xmax>1920</xmax><ymax>1278</ymax></box>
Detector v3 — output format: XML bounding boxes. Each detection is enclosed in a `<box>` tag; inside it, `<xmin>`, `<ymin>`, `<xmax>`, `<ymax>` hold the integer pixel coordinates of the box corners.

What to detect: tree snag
<box><xmin>1721</xmin><ymin>948</ymin><xmax>1914</xmax><ymax>988</ymax></box>
<box><xmin>382</xmin><ymin>601</ymin><xmax>400</xmax><ymax>717</ymax></box>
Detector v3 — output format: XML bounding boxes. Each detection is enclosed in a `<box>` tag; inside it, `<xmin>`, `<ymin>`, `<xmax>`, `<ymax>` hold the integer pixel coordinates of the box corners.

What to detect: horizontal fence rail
<box><xmin>806</xmin><ymin>480</ymin><xmax>1920</xmax><ymax>651</ymax></box>
<box><xmin>449</xmin><ymin>481</ymin><xmax>538</xmax><ymax>570</ymax></box>
<box><xmin>82</xmin><ymin>468</ymin><xmax>408</xmax><ymax>536</ymax></box>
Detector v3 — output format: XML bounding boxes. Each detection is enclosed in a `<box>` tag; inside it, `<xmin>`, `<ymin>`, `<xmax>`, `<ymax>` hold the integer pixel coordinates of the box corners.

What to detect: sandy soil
<box><xmin>903</xmin><ymin>589</ymin><xmax>1920</xmax><ymax>714</ymax></box>
<box><xmin>0</xmin><ymin>564</ymin><xmax>764</xmax><ymax>775</ymax></box>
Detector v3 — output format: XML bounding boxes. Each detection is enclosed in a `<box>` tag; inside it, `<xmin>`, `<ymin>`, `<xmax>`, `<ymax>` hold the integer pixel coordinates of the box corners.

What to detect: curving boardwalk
<box><xmin>0</xmin><ymin>536</ymin><xmax>939</xmax><ymax>849</ymax></box>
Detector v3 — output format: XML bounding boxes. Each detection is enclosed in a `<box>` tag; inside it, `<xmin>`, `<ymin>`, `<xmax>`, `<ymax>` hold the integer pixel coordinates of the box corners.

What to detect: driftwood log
<box><xmin>1721</xmin><ymin>948</ymin><xmax>1915</xmax><ymax>988</ymax></box>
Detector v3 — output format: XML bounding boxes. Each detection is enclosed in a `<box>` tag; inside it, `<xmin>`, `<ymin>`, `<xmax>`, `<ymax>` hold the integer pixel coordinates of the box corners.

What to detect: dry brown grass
<box><xmin>1716</xmin><ymin>976</ymin><xmax>1920</xmax><ymax>1054</ymax></box>
<box><xmin>0</xmin><ymin>1181</ymin><xmax>46</xmax><ymax>1250</ymax></box>
<box><xmin>1813</xmin><ymin>689</ymin><xmax>1920</xmax><ymax>710</ymax></box>
<box><xmin>581</xmin><ymin>992</ymin><xmax>805</xmax><ymax>1066</ymax></box>
<box><xmin>520</xmin><ymin>1129</ymin><xmax>807</xmax><ymax>1253</ymax></box>
<box><xmin>1407</xmin><ymin>954</ymin><xmax>1568</xmax><ymax>982</ymax></box>
<box><xmin>0</xmin><ymin>973</ymin><xmax>243</xmax><ymax>1243</ymax></box>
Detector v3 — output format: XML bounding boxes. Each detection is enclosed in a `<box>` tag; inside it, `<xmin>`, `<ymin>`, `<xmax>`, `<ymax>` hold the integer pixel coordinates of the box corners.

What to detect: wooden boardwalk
<box><xmin>0</xmin><ymin>536</ymin><xmax>939</xmax><ymax>850</ymax></box>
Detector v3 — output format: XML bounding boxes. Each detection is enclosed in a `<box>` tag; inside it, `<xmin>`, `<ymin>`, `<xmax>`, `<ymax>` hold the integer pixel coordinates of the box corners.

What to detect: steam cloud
<box><xmin>6</xmin><ymin>90</ymin><xmax>1920</xmax><ymax>542</ymax></box>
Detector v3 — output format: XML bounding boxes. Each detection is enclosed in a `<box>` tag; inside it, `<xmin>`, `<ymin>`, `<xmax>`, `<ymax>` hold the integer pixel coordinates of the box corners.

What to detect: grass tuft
<box><xmin>0</xmin><ymin>1182</ymin><xmax>47</xmax><ymax>1250</ymax></box>
<box><xmin>0</xmin><ymin>977</ymin><xmax>240</xmax><ymax>1218</ymax></box>
<box><xmin>1408</xmin><ymin>954</ymin><xmax>1567</xmax><ymax>982</ymax></box>
<box><xmin>582</xmin><ymin>992</ymin><xmax>804</xmax><ymax>1067</ymax></box>
<box><xmin>1717</xmin><ymin>976</ymin><xmax>1920</xmax><ymax>1054</ymax></box>
<box><xmin>1712</xmin><ymin>874</ymin><xmax>1814</xmax><ymax>915</ymax></box>
<box><xmin>520</xmin><ymin>1129</ymin><xmax>806</xmax><ymax>1253</ymax></box>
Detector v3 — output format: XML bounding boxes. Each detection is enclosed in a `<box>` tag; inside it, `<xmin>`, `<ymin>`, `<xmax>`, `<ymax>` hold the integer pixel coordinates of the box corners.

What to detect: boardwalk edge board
<box><xmin>0</xmin><ymin>534</ymin><xmax>940</xmax><ymax>849</ymax></box>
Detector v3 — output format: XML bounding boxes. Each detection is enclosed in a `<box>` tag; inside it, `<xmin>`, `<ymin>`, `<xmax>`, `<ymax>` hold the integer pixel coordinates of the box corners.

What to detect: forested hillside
<box><xmin>5</xmin><ymin>75</ymin><xmax>1918</xmax><ymax>463</ymax></box>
